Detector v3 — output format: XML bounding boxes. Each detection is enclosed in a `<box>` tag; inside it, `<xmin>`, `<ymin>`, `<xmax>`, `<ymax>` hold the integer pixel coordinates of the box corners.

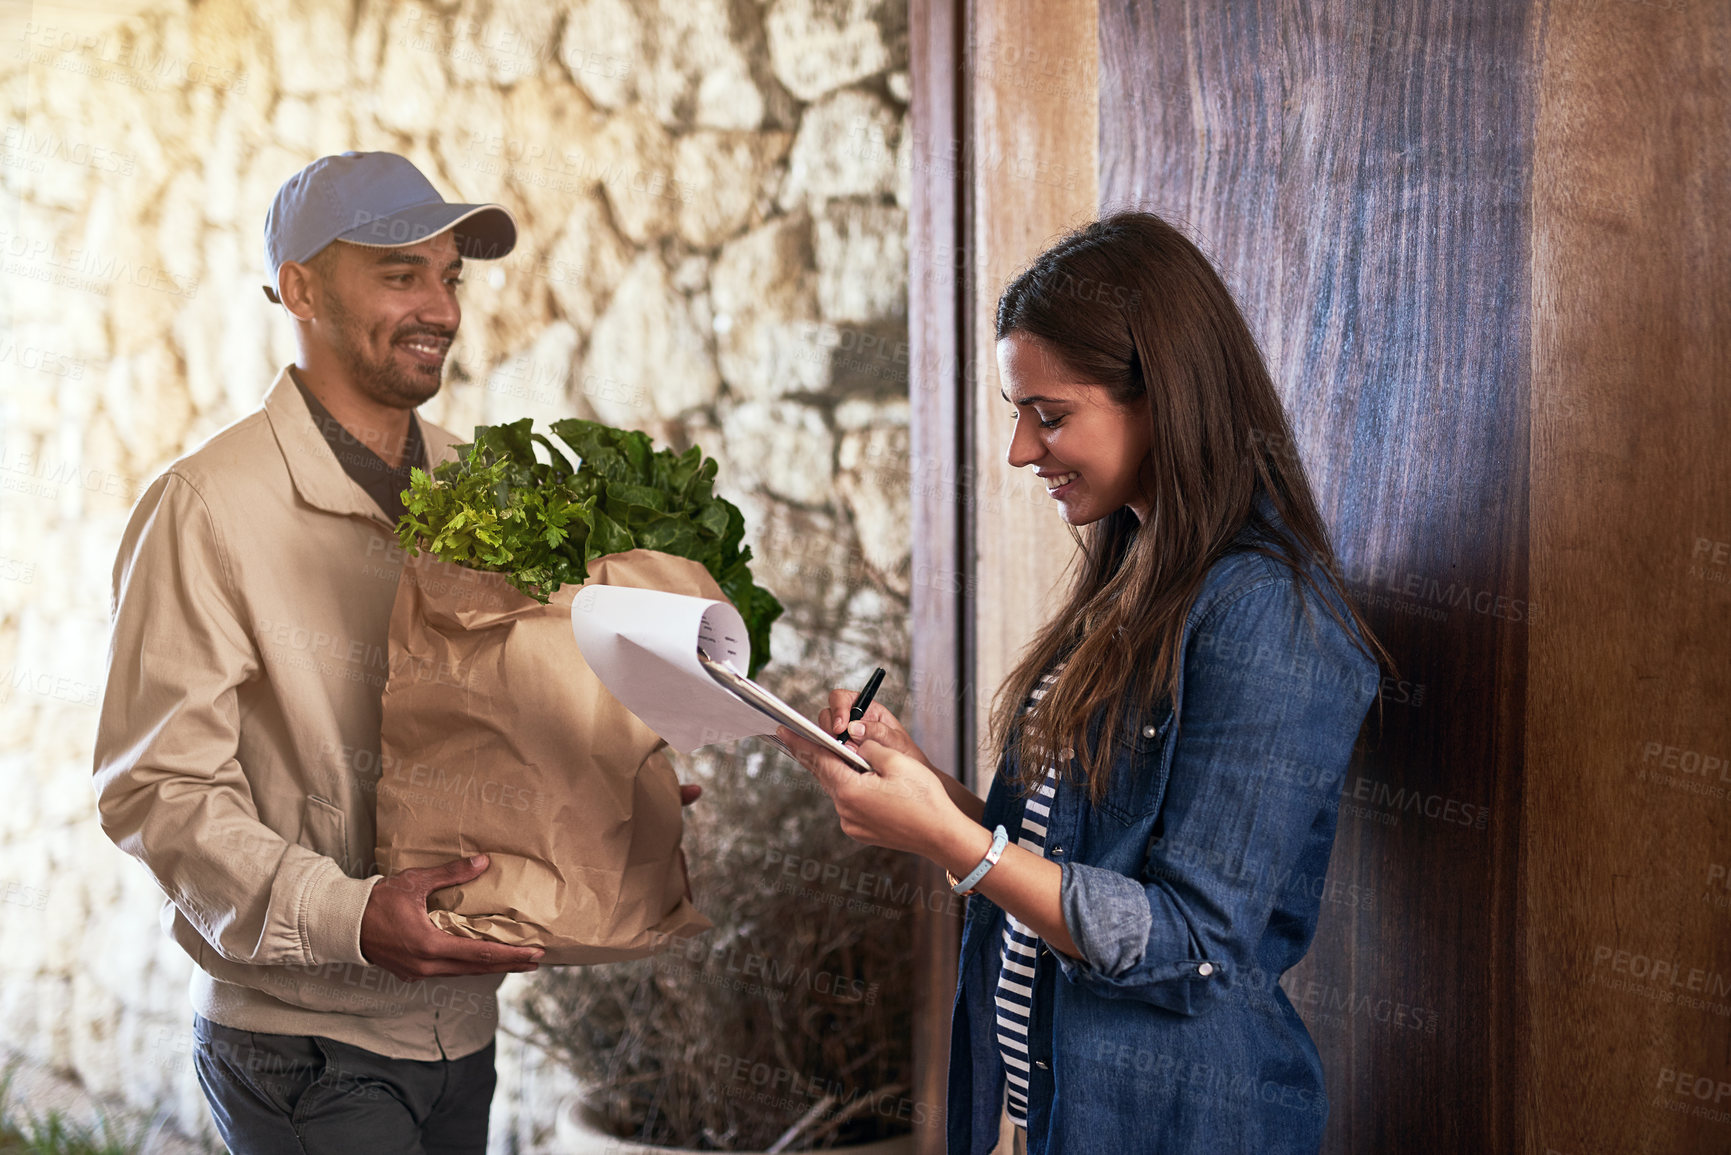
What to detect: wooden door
<box><xmin>910</xmin><ymin>1</ymin><xmax>1731</xmax><ymax>1152</ymax></box>
<box><xmin>1097</xmin><ymin>3</ymin><xmax>1536</xmax><ymax>1150</ymax></box>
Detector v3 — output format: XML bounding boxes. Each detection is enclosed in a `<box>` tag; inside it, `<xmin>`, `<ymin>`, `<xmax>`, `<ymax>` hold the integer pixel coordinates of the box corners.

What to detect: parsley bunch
<box><xmin>396</xmin><ymin>417</ymin><xmax>783</xmax><ymax>676</ymax></box>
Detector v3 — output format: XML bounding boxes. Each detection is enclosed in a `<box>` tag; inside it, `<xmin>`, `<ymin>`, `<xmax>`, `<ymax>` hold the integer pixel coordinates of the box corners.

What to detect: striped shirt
<box><xmin>995</xmin><ymin>664</ymin><xmax>1069</xmax><ymax>1128</ymax></box>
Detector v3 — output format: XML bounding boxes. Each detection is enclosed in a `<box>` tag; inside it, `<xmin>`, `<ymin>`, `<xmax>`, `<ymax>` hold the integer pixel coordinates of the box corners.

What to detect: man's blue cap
<box><xmin>262</xmin><ymin>151</ymin><xmax>517</xmax><ymax>302</ymax></box>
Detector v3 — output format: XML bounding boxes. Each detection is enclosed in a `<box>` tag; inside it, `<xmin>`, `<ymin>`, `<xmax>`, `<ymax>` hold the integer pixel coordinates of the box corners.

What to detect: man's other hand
<box><xmin>359</xmin><ymin>854</ymin><xmax>544</xmax><ymax>982</ymax></box>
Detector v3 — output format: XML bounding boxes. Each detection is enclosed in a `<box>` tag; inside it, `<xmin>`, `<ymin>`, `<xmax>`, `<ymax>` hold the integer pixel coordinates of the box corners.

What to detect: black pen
<box><xmin>834</xmin><ymin>667</ymin><xmax>886</xmax><ymax>740</ymax></box>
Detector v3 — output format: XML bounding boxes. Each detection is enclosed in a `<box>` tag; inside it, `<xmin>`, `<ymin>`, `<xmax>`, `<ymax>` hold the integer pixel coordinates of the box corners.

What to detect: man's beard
<box><xmin>324</xmin><ymin>286</ymin><xmax>449</xmax><ymax>409</ymax></box>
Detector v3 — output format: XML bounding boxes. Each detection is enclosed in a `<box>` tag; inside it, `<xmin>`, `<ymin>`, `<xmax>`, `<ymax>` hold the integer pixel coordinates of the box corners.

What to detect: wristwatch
<box><xmin>948</xmin><ymin>824</ymin><xmax>1009</xmax><ymax>896</ymax></box>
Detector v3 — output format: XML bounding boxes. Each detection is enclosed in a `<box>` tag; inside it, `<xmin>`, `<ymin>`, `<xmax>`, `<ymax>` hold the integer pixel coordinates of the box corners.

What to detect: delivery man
<box><xmin>92</xmin><ymin>151</ymin><xmax>699</xmax><ymax>1154</ymax></box>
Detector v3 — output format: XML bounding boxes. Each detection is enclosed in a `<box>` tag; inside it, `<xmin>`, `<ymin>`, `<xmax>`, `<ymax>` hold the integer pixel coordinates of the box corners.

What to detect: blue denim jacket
<box><xmin>946</xmin><ymin>512</ymin><xmax>1380</xmax><ymax>1155</ymax></box>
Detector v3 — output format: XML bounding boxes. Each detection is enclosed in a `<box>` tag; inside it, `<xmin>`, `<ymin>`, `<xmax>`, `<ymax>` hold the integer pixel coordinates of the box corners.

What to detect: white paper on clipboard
<box><xmin>570</xmin><ymin>585</ymin><xmax>874</xmax><ymax>773</ymax></box>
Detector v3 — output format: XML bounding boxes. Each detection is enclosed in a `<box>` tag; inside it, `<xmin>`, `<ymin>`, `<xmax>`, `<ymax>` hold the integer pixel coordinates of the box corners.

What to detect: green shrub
<box><xmin>521</xmin><ymin>746</ymin><xmax>921</xmax><ymax>1151</ymax></box>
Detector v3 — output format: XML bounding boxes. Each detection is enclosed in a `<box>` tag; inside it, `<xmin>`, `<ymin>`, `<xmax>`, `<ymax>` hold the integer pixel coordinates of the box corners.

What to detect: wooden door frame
<box><xmin>906</xmin><ymin>2</ymin><xmax>1100</xmax><ymax>1150</ymax></box>
<box><xmin>906</xmin><ymin>2</ymin><xmax>968</xmax><ymax>1151</ymax></box>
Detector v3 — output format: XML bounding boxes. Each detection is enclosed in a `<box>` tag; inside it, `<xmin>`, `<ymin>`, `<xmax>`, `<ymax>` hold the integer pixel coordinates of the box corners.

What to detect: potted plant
<box><xmin>524</xmin><ymin>736</ymin><xmax>926</xmax><ymax>1153</ymax></box>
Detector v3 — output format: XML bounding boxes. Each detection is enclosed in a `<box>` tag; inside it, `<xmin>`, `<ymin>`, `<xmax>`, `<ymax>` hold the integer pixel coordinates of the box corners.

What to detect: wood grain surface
<box><xmin>965</xmin><ymin>0</ymin><xmax>1099</xmax><ymax>789</ymax></box>
<box><xmin>1527</xmin><ymin>1</ymin><xmax>1731</xmax><ymax>1151</ymax></box>
<box><xmin>914</xmin><ymin>0</ymin><xmax>1728</xmax><ymax>1149</ymax></box>
<box><xmin>907</xmin><ymin>1</ymin><xmax>967</xmax><ymax>1150</ymax></box>
<box><xmin>1097</xmin><ymin>3</ymin><xmax>1534</xmax><ymax>1151</ymax></box>
<box><xmin>908</xmin><ymin>4</ymin><xmax>1099</xmax><ymax>1149</ymax></box>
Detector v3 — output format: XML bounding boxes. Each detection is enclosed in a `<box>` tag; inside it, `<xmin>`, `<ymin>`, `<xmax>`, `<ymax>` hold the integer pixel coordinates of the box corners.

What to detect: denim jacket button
<box><xmin>1141</xmin><ymin>723</ymin><xmax>1157</xmax><ymax>737</ymax></box>
<box><xmin>1198</xmin><ymin>962</ymin><xmax>1214</xmax><ymax>977</ymax></box>
<box><xmin>1035</xmin><ymin>1060</ymin><xmax>1049</xmax><ymax>1070</ymax></box>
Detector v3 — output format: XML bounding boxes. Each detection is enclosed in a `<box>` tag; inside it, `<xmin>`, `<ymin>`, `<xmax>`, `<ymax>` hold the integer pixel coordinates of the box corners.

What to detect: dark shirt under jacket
<box><xmin>291</xmin><ymin>370</ymin><xmax>428</xmax><ymax>525</ymax></box>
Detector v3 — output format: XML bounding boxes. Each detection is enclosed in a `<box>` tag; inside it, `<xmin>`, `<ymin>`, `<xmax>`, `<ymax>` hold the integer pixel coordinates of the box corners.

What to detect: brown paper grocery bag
<box><xmin>374</xmin><ymin>547</ymin><xmax>718</xmax><ymax>964</ymax></box>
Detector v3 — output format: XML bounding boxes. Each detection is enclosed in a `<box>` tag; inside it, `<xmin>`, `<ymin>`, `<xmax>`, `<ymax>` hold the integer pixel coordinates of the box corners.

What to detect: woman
<box><xmin>777</xmin><ymin>211</ymin><xmax>1393</xmax><ymax>1155</ymax></box>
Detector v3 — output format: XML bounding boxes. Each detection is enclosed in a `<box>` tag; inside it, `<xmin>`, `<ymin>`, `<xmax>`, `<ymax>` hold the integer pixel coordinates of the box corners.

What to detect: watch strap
<box><xmin>949</xmin><ymin>824</ymin><xmax>1009</xmax><ymax>895</ymax></box>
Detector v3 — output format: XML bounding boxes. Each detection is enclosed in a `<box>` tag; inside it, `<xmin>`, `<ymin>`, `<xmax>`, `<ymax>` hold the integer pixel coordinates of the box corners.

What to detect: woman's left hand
<box><xmin>775</xmin><ymin>727</ymin><xmax>964</xmax><ymax>855</ymax></box>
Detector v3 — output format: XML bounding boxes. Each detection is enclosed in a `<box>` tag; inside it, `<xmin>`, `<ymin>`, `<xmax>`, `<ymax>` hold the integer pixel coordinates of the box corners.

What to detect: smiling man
<box><xmin>93</xmin><ymin>152</ymin><xmax>542</xmax><ymax>1154</ymax></box>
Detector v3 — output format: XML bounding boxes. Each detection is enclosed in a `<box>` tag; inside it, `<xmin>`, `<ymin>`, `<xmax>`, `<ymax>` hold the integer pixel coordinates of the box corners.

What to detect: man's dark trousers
<box><xmin>192</xmin><ymin>1013</ymin><xmax>496</xmax><ymax>1154</ymax></box>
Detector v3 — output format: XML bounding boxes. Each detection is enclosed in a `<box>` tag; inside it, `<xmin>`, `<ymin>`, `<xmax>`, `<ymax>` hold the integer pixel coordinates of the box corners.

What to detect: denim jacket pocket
<box><xmin>1096</xmin><ymin>699</ymin><xmax>1174</xmax><ymax>825</ymax></box>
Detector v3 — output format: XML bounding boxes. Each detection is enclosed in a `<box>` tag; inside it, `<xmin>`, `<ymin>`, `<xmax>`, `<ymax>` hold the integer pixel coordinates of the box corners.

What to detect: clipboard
<box><xmin>697</xmin><ymin>648</ymin><xmax>875</xmax><ymax>774</ymax></box>
<box><xmin>569</xmin><ymin>583</ymin><xmax>877</xmax><ymax>773</ymax></box>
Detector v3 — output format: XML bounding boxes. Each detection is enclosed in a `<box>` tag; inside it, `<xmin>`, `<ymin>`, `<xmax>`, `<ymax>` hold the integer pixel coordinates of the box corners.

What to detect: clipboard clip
<box><xmin>695</xmin><ymin>648</ymin><xmax>875</xmax><ymax>774</ymax></box>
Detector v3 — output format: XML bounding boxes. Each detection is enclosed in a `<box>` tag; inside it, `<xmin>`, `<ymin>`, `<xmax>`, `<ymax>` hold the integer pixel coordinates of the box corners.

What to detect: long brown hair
<box><xmin>989</xmin><ymin>211</ymin><xmax>1396</xmax><ymax>804</ymax></box>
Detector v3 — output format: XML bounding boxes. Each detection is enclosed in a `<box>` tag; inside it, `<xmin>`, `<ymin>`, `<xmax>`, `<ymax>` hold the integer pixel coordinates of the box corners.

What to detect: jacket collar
<box><xmin>262</xmin><ymin>365</ymin><xmax>466</xmax><ymax>528</ymax></box>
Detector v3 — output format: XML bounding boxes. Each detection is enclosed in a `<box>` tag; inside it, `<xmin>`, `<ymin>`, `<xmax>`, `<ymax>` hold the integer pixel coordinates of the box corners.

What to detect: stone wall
<box><xmin>0</xmin><ymin>0</ymin><xmax>910</xmax><ymax>1147</ymax></box>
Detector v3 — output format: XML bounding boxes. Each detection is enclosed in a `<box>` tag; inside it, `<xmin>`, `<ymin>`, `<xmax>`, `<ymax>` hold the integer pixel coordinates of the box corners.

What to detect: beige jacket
<box><xmin>93</xmin><ymin>365</ymin><xmax>502</xmax><ymax>1061</ymax></box>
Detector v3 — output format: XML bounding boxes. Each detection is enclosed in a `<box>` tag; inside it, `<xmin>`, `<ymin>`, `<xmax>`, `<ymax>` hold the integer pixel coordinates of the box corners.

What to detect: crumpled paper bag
<box><xmin>374</xmin><ymin>547</ymin><xmax>717</xmax><ymax>964</ymax></box>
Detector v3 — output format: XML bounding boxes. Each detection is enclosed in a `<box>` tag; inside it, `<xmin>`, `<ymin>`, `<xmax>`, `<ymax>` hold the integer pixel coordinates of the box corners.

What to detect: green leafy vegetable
<box><xmin>396</xmin><ymin>417</ymin><xmax>783</xmax><ymax>676</ymax></box>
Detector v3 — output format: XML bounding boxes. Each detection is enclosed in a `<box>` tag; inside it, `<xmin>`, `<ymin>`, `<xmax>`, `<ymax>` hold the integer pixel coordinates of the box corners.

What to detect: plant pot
<box><xmin>553</xmin><ymin>1099</ymin><xmax>916</xmax><ymax>1155</ymax></box>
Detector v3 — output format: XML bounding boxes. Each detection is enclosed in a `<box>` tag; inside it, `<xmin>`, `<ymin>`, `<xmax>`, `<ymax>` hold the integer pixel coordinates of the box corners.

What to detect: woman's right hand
<box><xmin>817</xmin><ymin>688</ymin><xmax>987</xmax><ymax>825</ymax></box>
<box><xmin>813</xmin><ymin>692</ymin><xmax>990</xmax><ymax>827</ymax></box>
<box><xmin>819</xmin><ymin>690</ymin><xmax>932</xmax><ymax>766</ymax></box>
